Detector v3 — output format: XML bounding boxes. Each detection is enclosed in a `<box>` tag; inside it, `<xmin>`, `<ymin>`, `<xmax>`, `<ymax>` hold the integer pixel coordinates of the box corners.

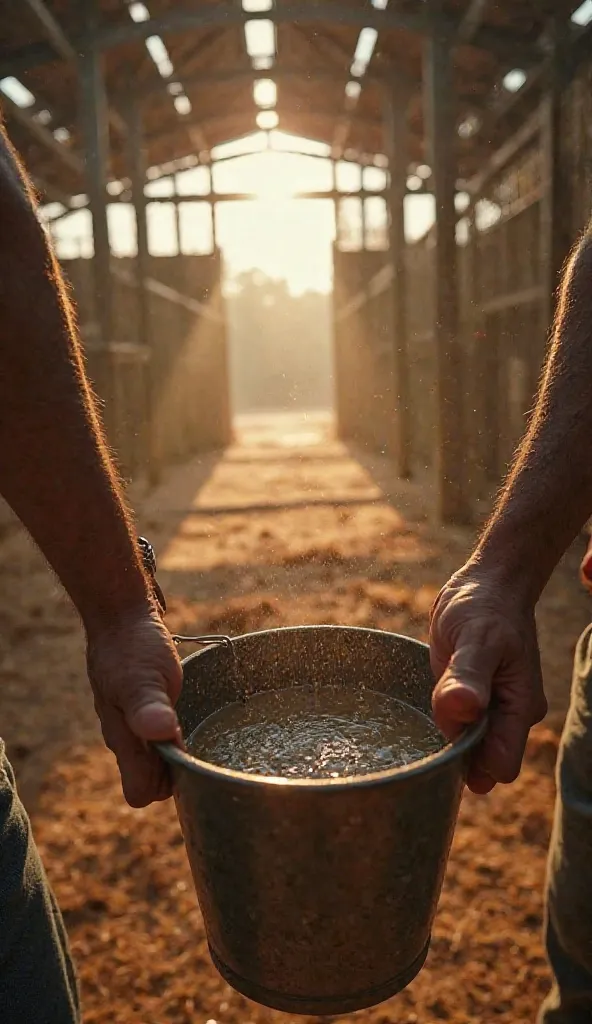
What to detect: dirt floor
<box><xmin>1</xmin><ymin>411</ymin><xmax>590</xmax><ymax>1022</ymax></box>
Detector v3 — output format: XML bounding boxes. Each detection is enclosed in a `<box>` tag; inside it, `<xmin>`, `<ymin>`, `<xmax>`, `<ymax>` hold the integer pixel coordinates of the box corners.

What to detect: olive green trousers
<box><xmin>540</xmin><ymin>622</ymin><xmax>592</xmax><ymax>1022</ymax></box>
<box><xmin>0</xmin><ymin>742</ymin><xmax>79</xmax><ymax>1022</ymax></box>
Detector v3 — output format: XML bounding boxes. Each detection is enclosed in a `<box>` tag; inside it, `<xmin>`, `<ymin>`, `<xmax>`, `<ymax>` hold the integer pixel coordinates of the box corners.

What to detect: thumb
<box><xmin>122</xmin><ymin>681</ymin><xmax>182</xmax><ymax>745</ymax></box>
<box><xmin>432</xmin><ymin>636</ymin><xmax>500</xmax><ymax>740</ymax></box>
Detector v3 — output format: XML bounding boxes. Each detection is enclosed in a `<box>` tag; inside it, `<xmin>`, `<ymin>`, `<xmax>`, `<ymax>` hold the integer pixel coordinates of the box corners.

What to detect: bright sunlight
<box><xmin>49</xmin><ymin>130</ymin><xmax>435</xmax><ymax>297</ymax></box>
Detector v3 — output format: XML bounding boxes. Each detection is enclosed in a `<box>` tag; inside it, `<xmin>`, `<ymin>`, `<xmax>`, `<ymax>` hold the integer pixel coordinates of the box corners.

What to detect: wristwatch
<box><xmin>138</xmin><ymin>536</ymin><xmax>167</xmax><ymax>612</ymax></box>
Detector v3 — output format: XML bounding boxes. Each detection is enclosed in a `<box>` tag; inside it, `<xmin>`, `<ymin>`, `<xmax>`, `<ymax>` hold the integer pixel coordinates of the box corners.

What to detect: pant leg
<box><xmin>539</xmin><ymin>622</ymin><xmax>592</xmax><ymax>1023</ymax></box>
<box><xmin>0</xmin><ymin>742</ymin><xmax>80</xmax><ymax>1023</ymax></box>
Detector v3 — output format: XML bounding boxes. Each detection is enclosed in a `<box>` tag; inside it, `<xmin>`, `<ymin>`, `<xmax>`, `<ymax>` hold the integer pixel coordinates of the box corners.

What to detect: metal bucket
<box><xmin>157</xmin><ymin>625</ymin><xmax>486</xmax><ymax>1015</ymax></box>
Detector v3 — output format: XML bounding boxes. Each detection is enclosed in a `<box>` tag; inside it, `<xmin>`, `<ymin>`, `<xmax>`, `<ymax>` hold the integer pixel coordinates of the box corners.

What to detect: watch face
<box><xmin>138</xmin><ymin>537</ymin><xmax>167</xmax><ymax>613</ymax></box>
<box><xmin>138</xmin><ymin>536</ymin><xmax>157</xmax><ymax>576</ymax></box>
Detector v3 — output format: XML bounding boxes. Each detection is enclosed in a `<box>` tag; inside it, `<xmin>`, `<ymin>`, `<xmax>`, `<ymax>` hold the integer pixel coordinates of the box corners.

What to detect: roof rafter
<box><xmin>32</xmin><ymin>174</ymin><xmax>75</xmax><ymax>207</ymax></box>
<box><xmin>22</xmin><ymin>0</ymin><xmax>77</xmax><ymax>62</ymax></box>
<box><xmin>129</xmin><ymin>65</ymin><xmax>379</xmax><ymax>102</ymax></box>
<box><xmin>21</xmin><ymin>0</ymin><xmax>127</xmax><ymax>137</ymax></box>
<box><xmin>292</xmin><ymin>22</ymin><xmax>359</xmax><ymax>72</ymax></box>
<box><xmin>1</xmin><ymin>93</ymin><xmax>84</xmax><ymax>175</ymax></box>
<box><xmin>457</xmin><ymin>0</ymin><xmax>490</xmax><ymax>45</ymax></box>
<box><xmin>332</xmin><ymin>0</ymin><xmax>382</xmax><ymax>157</ymax></box>
<box><xmin>143</xmin><ymin>108</ymin><xmax>425</xmax><ymax>161</ymax></box>
<box><xmin>1</xmin><ymin>3</ymin><xmax>542</xmax><ymax>75</ymax></box>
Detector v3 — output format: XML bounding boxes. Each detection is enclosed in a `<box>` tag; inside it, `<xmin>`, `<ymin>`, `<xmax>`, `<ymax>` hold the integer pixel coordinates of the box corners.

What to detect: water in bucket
<box><xmin>186</xmin><ymin>684</ymin><xmax>444</xmax><ymax>778</ymax></box>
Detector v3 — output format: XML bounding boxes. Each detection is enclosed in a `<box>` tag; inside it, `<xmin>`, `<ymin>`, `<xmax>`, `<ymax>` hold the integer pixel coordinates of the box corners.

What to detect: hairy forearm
<box><xmin>0</xmin><ymin>128</ymin><xmax>151</xmax><ymax>631</ymax></box>
<box><xmin>476</xmin><ymin>231</ymin><xmax>592</xmax><ymax>600</ymax></box>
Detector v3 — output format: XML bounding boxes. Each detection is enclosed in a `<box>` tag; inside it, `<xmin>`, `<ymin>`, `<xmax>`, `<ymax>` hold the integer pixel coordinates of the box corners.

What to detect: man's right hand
<box><xmin>86</xmin><ymin>606</ymin><xmax>183</xmax><ymax>808</ymax></box>
<box><xmin>429</xmin><ymin>564</ymin><xmax>547</xmax><ymax>794</ymax></box>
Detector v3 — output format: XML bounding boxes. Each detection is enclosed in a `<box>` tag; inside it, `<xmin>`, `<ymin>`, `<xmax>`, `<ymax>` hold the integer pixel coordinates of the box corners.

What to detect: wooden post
<box><xmin>385</xmin><ymin>75</ymin><xmax>412</xmax><ymax>479</ymax></box>
<box><xmin>331</xmin><ymin>158</ymin><xmax>340</xmax><ymax>247</ymax></box>
<box><xmin>171</xmin><ymin>172</ymin><xmax>182</xmax><ymax>255</ymax></box>
<box><xmin>539</xmin><ymin>15</ymin><xmax>572</xmax><ymax>349</ymax></box>
<box><xmin>424</xmin><ymin>16</ymin><xmax>471</xmax><ymax>524</ymax></box>
<box><xmin>331</xmin><ymin>157</ymin><xmax>345</xmax><ymax>439</ymax></box>
<box><xmin>125</xmin><ymin>96</ymin><xmax>161</xmax><ymax>484</ymax></box>
<box><xmin>79</xmin><ymin>3</ymin><xmax>115</xmax><ymax>420</ymax></box>
<box><xmin>126</xmin><ymin>99</ymin><xmax>150</xmax><ymax>344</ymax></box>
<box><xmin>208</xmin><ymin>165</ymin><xmax>217</xmax><ymax>251</ymax></box>
<box><xmin>465</xmin><ymin>198</ymin><xmax>487</xmax><ymax>503</ymax></box>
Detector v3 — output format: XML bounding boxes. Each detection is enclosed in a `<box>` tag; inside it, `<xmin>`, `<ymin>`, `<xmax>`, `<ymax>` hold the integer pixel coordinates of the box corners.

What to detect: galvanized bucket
<box><xmin>156</xmin><ymin>625</ymin><xmax>486</xmax><ymax>1015</ymax></box>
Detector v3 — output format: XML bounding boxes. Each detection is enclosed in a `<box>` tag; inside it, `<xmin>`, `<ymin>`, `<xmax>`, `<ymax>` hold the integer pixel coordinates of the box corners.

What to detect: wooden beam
<box><xmin>385</xmin><ymin>73</ymin><xmax>413</xmax><ymax>478</ymax></box>
<box><xmin>424</xmin><ymin>13</ymin><xmax>471</xmax><ymax>525</ymax></box>
<box><xmin>135</xmin><ymin>65</ymin><xmax>365</xmax><ymax>102</ymax></box>
<box><xmin>51</xmin><ymin>185</ymin><xmax>427</xmax><ymax>221</ymax></box>
<box><xmin>126</xmin><ymin>99</ymin><xmax>150</xmax><ymax>344</ymax></box>
<box><xmin>457</xmin><ymin>0</ymin><xmax>489</xmax><ymax>45</ymax></box>
<box><xmin>20</xmin><ymin>0</ymin><xmax>128</xmax><ymax>139</ymax></box>
<box><xmin>22</xmin><ymin>0</ymin><xmax>77</xmax><ymax>62</ymax></box>
<box><xmin>79</xmin><ymin>11</ymin><xmax>114</xmax><ymax>365</ymax></box>
<box><xmin>292</xmin><ymin>23</ymin><xmax>355</xmax><ymax>73</ymax></box>
<box><xmin>95</xmin><ymin>5</ymin><xmax>541</xmax><ymax>66</ymax></box>
<box><xmin>465</xmin><ymin>106</ymin><xmax>542</xmax><ymax>195</ymax></box>
<box><xmin>0</xmin><ymin>92</ymin><xmax>84</xmax><ymax>174</ymax></box>
<box><xmin>0</xmin><ymin>4</ymin><xmax>544</xmax><ymax>76</ymax></box>
<box><xmin>331</xmin><ymin>11</ymin><xmax>380</xmax><ymax>157</ymax></box>
<box><xmin>126</xmin><ymin>96</ymin><xmax>160</xmax><ymax>484</ymax></box>
<box><xmin>145</xmin><ymin>109</ymin><xmax>424</xmax><ymax>155</ymax></box>
<box><xmin>0</xmin><ymin>42</ymin><xmax>57</xmax><ymax>76</ymax></box>
<box><xmin>32</xmin><ymin>175</ymin><xmax>73</xmax><ymax>207</ymax></box>
<box><xmin>143</xmin><ymin>188</ymin><xmax>393</xmax><ymax>203</ymax></box>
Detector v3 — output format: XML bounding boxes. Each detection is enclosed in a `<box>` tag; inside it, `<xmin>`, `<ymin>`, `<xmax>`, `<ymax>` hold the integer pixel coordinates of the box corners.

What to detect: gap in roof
<box><xmin>174</xmin><ymin>95</ymin><xmax>192</xmax><ymax>116</ymax></box>
<box><xmin>146</xmin><ymin>36</ymin><xmax>174</xmax><ymax>77</ymax></box>
<box><xmin>371</xmin><ymin>0</ymin><xmax>389</xmax><ymax>7</ymax></box>
<box><xmin>245</xmin><ymin>20</ymin><xmax>276</xmax><ymax>62</ymax></box>
<box><xmin>212</xmin><ymin>133</ymin><xmax>269</xmax><ymax>161</ymax></box>
<box><xmin>33</xmin><ymin>108</ymin><xmax>52</xmax><ymax>125</ymax></box>
<box><xmin>127</xmin><ymin>3</ymin><xmax>193</xmax><ymax>123</ymax></box>
<box><xmin>503</xmin><ymin>68</ymin><xmax>527</xmax><ymax>92</ymax></box>
<box><xmin>254</xmin><ymin>79</ymin><xmax>277</xmax><ymax>108</ymax></box>
<box><xmin>572</xmin><ymin>0</ymin><xmax>592</xmax><ymax>25</ymax></box>
<box><xmin>351</xmin><ymin>27</ymin><xmax>377</xmax><ymax>77</ymax></box>
<box><xmin>257</xmin><ymin>110</ymin><xmax>279</xmax><ymax>130</ymax></box>
<box><xmin>0</xmin><ymin>77</ymin><xmax>35</xmax><ymax>107</ymax></box>
<box><xmin>128</xmin><ymin>2</ymin><xmax>149</xmax><ymax>21</ymax></box>
<box><xmin>271</xmin><ymin>132</ymin><xmax>331</xmax><ymax>157</ymax></box>
<box><xmin>242</xmin><ymin>0</ymin><xmax>273</xmax><ymax>9</ymax></box>
<box><xmin>252</xmin><ymin>56</ymin><xmax>274</xmax><ymax>71</ymax></box>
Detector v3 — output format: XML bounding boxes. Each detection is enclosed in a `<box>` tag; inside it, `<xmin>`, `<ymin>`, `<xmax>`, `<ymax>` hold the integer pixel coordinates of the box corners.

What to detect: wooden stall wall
<box><xmin>333</xmin><ymin>247</ymin><xmax>395</xmax><ymax>457</ymax></box>
<box><xmin>61</xmin><ymin>253</ymin><xmax>231</xmax><ymax>482</ymax></box>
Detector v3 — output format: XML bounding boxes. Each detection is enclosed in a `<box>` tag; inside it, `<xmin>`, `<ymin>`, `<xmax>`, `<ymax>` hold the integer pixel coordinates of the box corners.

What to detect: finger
<box><xmin>100</xmin><ymin>706</ymin><xmax>173</xmax><ymax>808</ymax></box>
<box><xmin>466</xmin><ymin>763</ymin><xmax>497</xmax><ymax>795</ymax></box>
<box><xmin>468</xmin><ymin>705</ymin><xmax>531</xmax><ymax>788</ymax></box>
<box><xmin>432</xmin><ymin>638</ymin><xmax>501</xmax><ymax>738</ymax></box>
<box><xmin>121</xmin><ymin>678</ymin><xmax>183</xmax><ymax>746</ymax></box>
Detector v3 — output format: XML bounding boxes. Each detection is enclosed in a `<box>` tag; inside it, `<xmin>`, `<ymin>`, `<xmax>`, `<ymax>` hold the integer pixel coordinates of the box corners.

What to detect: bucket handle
<box><xmin>171</xmin><ymin>634</ymin><xmax>233</xmax><ymax>650</ymax></box>
<box><xmin>137</xmin><ymin>538</ymin><xmax>232</xmax><ymax>653</ymax></box>
<box><xmin>155</xmin><ymin>635</ymin><xmax>233</xmax><ymax>765</ymax></box>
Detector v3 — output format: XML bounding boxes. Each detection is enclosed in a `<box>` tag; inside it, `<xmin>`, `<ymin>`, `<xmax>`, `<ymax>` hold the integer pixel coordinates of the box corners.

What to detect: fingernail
<box><xmin>174</xmin><ymin>725</ymin><xmax>186</xmax><ymax>751</ymax></box>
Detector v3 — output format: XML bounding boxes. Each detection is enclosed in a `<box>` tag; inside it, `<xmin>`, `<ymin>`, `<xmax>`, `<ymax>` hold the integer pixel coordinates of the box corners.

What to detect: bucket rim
<box><xmin>156</xmin><ymin>625</ymin><xmax>488</xmax><ymax>790</ymax></box>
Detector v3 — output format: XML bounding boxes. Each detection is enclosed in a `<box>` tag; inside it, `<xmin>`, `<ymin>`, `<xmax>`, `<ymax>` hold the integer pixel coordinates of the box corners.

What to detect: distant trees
<box><xmin>226</xmin><ymin>270</ymin><xmax>334</xmax><ymax>414</ymax></box>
